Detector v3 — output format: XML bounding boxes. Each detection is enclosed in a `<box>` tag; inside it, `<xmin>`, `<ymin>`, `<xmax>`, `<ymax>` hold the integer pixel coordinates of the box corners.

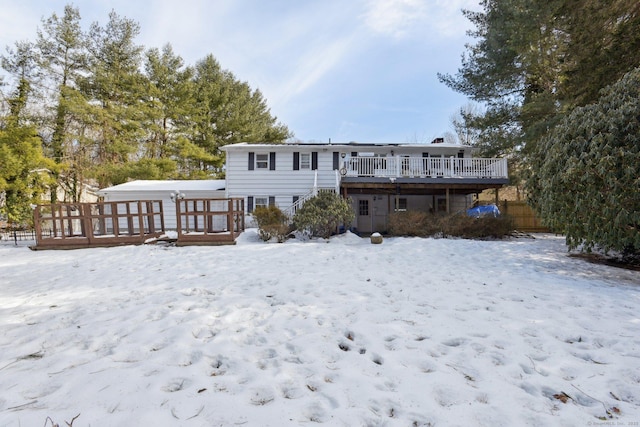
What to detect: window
<box><xmin>256</xmin><ymin>154</ymin><xmax>269</xmax><ymax>169</ymax></box>
<box><xmin>255</xmin><ymin>197</ymin><xmax>269</xmax><ymax>209</ymax></box>
<box><xmin>300</xmin><ymin>153</ymin><xmax>311</xmax><ymax>169</ymax></box>
<box><xmin>436</xmin><ymin>197</ymin><xmax>447</xmax><ymax>212</ymax></box>
<box><xmin>394</xmin><ymin>198</ymin><xmax>407</xmax><ymax>212</ymax></box>
<box><xmin>248</xmin><ymin>196</ymin><xmax>274</xmax><ymax>213</ymax></box>
<box><xmin>358</xmin><ymin>200</ymin><xmax>369</xmax><ymax>216</ymax></box>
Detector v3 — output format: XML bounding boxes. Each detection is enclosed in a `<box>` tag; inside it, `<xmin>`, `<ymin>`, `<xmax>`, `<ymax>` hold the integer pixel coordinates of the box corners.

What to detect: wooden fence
<box><xmin>498</xmin><ymin>200</ymin><xmax>549</xmax><ymax>232</ymax></box>
<box><xmin>32</xmin><ymin>198</ymin><xmax>246</xmax><ymax>249</ymax></box>
<box><xmin>176</xmin><ymin>198</ymin><xmax>245</xmax><ymax>246</ymax></box>
<box><xmin>33</xmin><ymin>200</ymin><xmax>165</xmax><ymax>250</ymax></box>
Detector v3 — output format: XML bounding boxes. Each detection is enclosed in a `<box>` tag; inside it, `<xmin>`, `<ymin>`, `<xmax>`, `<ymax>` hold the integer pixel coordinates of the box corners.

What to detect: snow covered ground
<box><xmin>1</xmin><ymin>231</ymin><xmax>639</xmax><ymax>426</ymax></box>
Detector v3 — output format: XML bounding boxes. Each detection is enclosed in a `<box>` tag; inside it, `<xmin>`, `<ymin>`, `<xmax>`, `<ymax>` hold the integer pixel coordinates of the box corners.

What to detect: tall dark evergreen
<box><xmin>526</xmin><ymin>67</ymin><xmax>640</xmax><ymax>255</ymax></box>
<box><xmin>442</xmin><ymin>0</ymin><xmax>640</xmax><ymax>254</ymax></box>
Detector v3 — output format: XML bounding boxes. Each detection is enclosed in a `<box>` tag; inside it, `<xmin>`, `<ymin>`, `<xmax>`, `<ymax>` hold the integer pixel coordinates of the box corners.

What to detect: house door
<box><xmin>356</xmin><ymin>197</ymin><xmax>373</xmax><ymax>233</ymax></box>
<box><xmin>355</xmin><ymin>196</ymin><xmax>387</xmax><ymax>234</ymax></box>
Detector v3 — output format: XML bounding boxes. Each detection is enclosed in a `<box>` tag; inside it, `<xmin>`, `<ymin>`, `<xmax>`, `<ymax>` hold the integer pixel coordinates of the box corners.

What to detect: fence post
<box><xmin>33</xmin><ymin>206</ymin><xmax>41</xmax><ymax>246</ymax></box>
<box><xmin>227</xmin><ymin>198</ymin><xmax>234</xmax><ymax>234</ymax></box>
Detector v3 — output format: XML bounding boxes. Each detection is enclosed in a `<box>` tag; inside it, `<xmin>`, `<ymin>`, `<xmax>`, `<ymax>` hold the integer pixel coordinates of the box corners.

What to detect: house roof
<box><xmin>221</xmin><ymin>141</ymin><xmax>474</xmax><ymax>151</ymax></box>
<box><xmin>96</xmin><ymin>180</ymin><xmax>225</xmax><ymax>195</ymax></box>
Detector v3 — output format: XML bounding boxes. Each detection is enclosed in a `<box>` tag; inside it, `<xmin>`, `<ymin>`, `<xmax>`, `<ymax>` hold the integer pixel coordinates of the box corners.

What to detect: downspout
<box><xmin>313</xmin><ymin>170</ymin><xmax>318</xmax><ymax>196</ymax></box>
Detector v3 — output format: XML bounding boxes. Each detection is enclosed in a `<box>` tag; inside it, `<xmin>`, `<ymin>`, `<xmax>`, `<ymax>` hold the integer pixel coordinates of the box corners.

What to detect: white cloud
<box><xmin>363</xmin><ymin>0</ymin><xmax>479</xmax><ymax>40</ymax></box>
<box><xmin>363</xmin><ymin>0</ymin><xmax>427</xmax><ymax>39</ymax></box>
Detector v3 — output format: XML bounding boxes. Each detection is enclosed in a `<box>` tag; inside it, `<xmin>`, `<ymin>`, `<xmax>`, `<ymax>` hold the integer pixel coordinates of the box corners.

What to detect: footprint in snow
<box><xmin>249</xmin><ymin>387</ymin><xmax>275</xmax><ymax>405</ymax></box>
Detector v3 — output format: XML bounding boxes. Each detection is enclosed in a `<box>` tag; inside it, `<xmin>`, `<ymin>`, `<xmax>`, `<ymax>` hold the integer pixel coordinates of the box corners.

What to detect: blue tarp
<box><xmin>466</xmin><ymin>204</ymin><xmax>500</xmax><ymax>218</ymax></box>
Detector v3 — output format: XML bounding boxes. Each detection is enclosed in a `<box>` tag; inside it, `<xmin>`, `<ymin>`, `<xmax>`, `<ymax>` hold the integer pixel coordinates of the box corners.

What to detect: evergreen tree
<box><xmin>526</xmin><ymin>67</ymin><xmax>640</xmax><ymax>255</ymax></box>
<box><xmin>188</xmin><ymin>55</ymin><xmax>291</xmax><ymax>178</ymax></box>
<box><xmin>0</xmin><ymin>76</ymin><xmax>54</xmax><ymax>225</ymax></box>
<box><xmin>0</xmin><ymin>125</ymin><xmax>54</xmax><ymax>225</ymax></box>
<box><xmin>36</xmin><ymin>4</ymin><xmax>89</xmax><ymax>201</ymax></box>
<box><xmin>560</xmin><ymin>0</ymin><xmax>640</xmax><ymax>107</ymax></box>
<box><xmin>1</xmin><ymin>4</ymin><xmax>293</xmax><ymax>189</ymax></box>
<box><xmin>141</xmin><ymin>44</ymin><xmax>195</xmax><ymax>178</ymax></box>
<box><xmin>439</xmin><ymin>0</ymin><xmax>566</xmax><ymax>175</ymax></box>
<box><xmin>1</xmin><ymin>41</ymin><xmax>39</xmax><ymax>125</ymax></box>
<box><xmin>78</xmin><ymin>10</ymin><xmax>147</xmax><ymax>186</ymax></box>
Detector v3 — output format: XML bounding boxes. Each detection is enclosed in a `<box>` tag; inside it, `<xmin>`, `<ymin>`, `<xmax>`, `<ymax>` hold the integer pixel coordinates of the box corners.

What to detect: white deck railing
<box><xmin>343</xmin><ymin>157</ymin><xmax>508</xmax><ymax>179</ymax></box>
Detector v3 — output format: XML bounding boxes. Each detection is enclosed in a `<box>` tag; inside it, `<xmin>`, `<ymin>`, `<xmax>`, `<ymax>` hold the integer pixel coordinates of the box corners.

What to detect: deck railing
<box><xmin>344</xmin><ymin>157</ymin><xmax>508</xmax><ymax>179</ymax></box>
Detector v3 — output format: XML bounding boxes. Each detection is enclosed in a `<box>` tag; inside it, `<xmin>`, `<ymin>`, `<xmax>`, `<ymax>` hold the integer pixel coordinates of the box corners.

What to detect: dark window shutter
<box><xmin>269</xmin><ymin>152</ymin><xmax>276</xmax><ymax>170</ymax></box>
<box><xmin>311</xmin><ymin>152</ymin><xmax>318</xmax><ymax>170</ymax></box>
<box><xmin>333</xmin><ymin>152</ymin><xmax>339</xmax><ymax>170</ymax></box>
<box><xmin>248</xmin><ymin>152</ymin><xmax>255</xmax><ymax>170</ymax></box>
<box><xmin>293</xmin><ymin>152</ymin><xmax>300</xmax><ymax>170</ymax></box>
<box><xmin>268</xmin><ymin>196</ymin><xmax>275</xmax><ymax>206</ymax></box>
<box><xmin>247</xmin><ymin>196</ymin><xmax>254</xmax><ymax>213</ymax></box>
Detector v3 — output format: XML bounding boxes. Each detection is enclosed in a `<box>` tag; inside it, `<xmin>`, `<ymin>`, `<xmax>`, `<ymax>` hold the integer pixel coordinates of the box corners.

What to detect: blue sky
<box><xmin>1</xmin><ymin>0</ymin><xmax>480</xmax><ymax>143</ymax></box>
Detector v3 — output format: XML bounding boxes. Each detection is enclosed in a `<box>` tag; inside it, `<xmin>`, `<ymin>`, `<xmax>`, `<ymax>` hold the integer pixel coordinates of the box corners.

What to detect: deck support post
<box><xmin>446</xmin><ymin>187</ymin><xmax>450</xmax><ymax>214</ymax></box>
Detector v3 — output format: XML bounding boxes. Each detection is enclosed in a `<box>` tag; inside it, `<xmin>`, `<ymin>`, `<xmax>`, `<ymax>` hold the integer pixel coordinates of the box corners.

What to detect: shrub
<box><xmin>388</xmin><ymin>210</ymin><xmax>513</xmax><ymax>239</ymax></box>
<box><xmin>293</xmin><ymin>192</ymin><xmax>354</xmax><ymax>238</ymax></box>
<box><xmin>252</xmin><ymin>205</ymin><xmax>291</xmax><ymax>242</ymax></box>
<box><xmin>389</xmin><ymin>210</ymin><xmax>432</xmax><ymax>236</ymax></box>
<box><xmin>439</xmin><ymin>214</ymin><xmax>514</xmax><ymax>239</ymax></box>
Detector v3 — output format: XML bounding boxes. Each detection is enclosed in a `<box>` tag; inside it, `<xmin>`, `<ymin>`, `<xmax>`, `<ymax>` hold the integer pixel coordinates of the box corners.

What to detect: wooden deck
<box><xmin>32</xmin><ymin>198</ymin><xmax>245</xmax><ymax>250</ymax></box>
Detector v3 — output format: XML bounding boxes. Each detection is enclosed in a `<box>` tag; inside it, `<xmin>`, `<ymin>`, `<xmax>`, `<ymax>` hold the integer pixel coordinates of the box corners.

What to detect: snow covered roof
<box><xmin>96</xmin><ymin>180</ymin><xmax>225</xmax><ymax>195</ymax></box>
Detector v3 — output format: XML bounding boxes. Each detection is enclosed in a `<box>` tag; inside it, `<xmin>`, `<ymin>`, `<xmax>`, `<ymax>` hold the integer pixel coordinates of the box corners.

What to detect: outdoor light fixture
<box><xmin>170</xmin><ymin>191</ymin><xmax>186</xmax><ymax>202</ymax></box>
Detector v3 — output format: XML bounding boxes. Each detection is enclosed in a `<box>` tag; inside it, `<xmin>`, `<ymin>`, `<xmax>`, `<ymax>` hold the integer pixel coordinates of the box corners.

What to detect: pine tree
<box><xmin>186</xmin><ymin>55</ymin><xmax>291</xmax><ymax>178</ymax></box>
<box><xmin>79</xmin><ymin>10</ymin><xmax>147</xmax><ymax>186</ymax></box>
<box><xmin>36</xmin><ymin>4</ymin><xmax>90</xmax><ymax>202</ymax></box>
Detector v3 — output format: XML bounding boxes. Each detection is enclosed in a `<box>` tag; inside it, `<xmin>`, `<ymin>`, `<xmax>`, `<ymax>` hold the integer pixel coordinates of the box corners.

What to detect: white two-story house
<box><xmin>221</xmin><ymin>140</ymin><xmax>509</xmax><ymax>234</ymax></box>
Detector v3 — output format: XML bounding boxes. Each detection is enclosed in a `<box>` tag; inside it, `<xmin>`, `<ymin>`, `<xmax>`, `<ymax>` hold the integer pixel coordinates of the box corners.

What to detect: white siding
<box><xmin>222</xmin><ymin>143</ymin><xmax>480</xmax><ymax>215</ymax></box>
<box><xmin>225</xmin><ymin>149</ymin><xmax>340</xmax><ymax>212</ymax></box>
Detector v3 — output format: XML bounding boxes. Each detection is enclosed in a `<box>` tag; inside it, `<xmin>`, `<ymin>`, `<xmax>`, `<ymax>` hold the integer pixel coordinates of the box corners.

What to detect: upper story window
<box><xmin>300</xmin><ymin>153</ymin><xmax>311</xmax><ymax>169</ymax></box>
<box><xmin>248</xmin><ymin>152</ymin><xmax>276</xmax><ymax>171</ymax></box>
<box><xmin>256</xmin><ymin>154</ymin><xmax>269</xmax><ymax>169</ymax></box>
<box><xmin>293</xmin><ymin>151</ymin><xmax>317</xmax><ymax>170</ymax></box>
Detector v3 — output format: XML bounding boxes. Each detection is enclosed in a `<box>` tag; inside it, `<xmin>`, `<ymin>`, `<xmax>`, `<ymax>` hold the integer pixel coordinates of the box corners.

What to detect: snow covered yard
<box><xmin>0</xmin><ymin>231</ymin><xmax>639</xmax><ymax>426</ymax></box>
